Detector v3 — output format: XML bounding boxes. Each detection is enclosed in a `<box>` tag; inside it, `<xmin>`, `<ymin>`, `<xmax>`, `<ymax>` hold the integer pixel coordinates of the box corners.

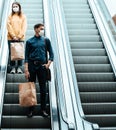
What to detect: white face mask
<box><xmin>39</xmin><ymin>30</ymin><xmax>44</xmax><ymax>36</ymax></box>
<box><xmin>13</xmin><ymin>7</ymin><xmax>19</xmax><ymax>13</ymax></box>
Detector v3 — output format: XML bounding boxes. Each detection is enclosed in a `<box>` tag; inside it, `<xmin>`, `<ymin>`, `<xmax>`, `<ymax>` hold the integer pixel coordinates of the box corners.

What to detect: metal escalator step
<box><xmin>21</xmin><ymin>4</ymin><xmax>42</xmax><ymax>9</ymax></box>
<box><xmin>69</xmin><ymin>35</ymin><xmax>101</xmax><ymax>42</ymax></box>
<box><xmin>80</xmin><ymin>92</ymin><xmax>116</xmax><ymax>103</ymax></box>
<box><xmin>64</xmin><ymin>9</ymin><xmax>91</xmax><ymax>13</ymax></box>
<box><xmin>26</xmin><ymin>14</ymin><xmax>43</xmax><ymax>19</ymax></box>
<box><xmin>72</xmin><ymin>49</ymin><xmax>106</xmax><ymax>56</ymax></box>
<box><xmin>85</xmin><ymin>114</ymin><xmax>116</xmax><ymax>127</ymax></box>
<box><xmin>78</xmin><ymin>82</ymin><xmax>116</xmax><ymax>92</ymax></box>
<box><xmin>27</xmin><ymin>19</ymin><xmax>43</xmax><ymax>25</ymax></box>
<box><xmin>71</xmin><ymin>42</ymin><xmax>103</xmax><ymax>48</ymax></box>
<box><xmin>23</xmin><ymin>8</ymin><xmax>42</xmax><ymax>13</ymax></box>
<box><xmin>100</xmin><ymin>127</ymin><xmax>116</xmax><ymax>130</ymax></box>
<box><xmin>6</xmin><ymin>74</ymin><xmax>26</xmax><ymax>83</ymax></box>
<box><xmin>75</xmin><ymin>64</ymin><xmax>112</xmax><ymax>72</ymax></box>
<box><xmin>1</xmin><ymin>116</ymin><xmax>50</xmax><ymax>128</ymax></box>
<box><xmin>65</xmin><ymin>14</ymin><xmax>93</xmax><ymax>18</ymax></box>
<box><xmin>6</xmin><ymin>74</ymin><xmax>49</xmax><ymax>83</ymax></box>
<box><xmin>76</xmin><ymin>73</ymin><xmax>115</xmax><ymax>82</ymax></box>
<box><xmin>69</xmin><ymin>30</ymin><xmax>99</xmax><ymax>35</ymax></box>
<box><xmin>4</xmin><ymin>93</ymin><xmax>49</xmax><ymax>104</ymax></box>
<box><xmin>63</xmin><ymin>1</ymin><xmax>87</xmax><ymax>4</ymax></box>
<box><xmin>5</xmin><ymin>83</ymin><xmax>49</xmax><ymax>93</ymax></box>
<box><xmin>1</xmin><ymin>128</ymin><xmax>51</xmax><ymax>130</ymax></box>
<box><xmin>66</xmin><ymin>18</ymin><xmax>95</xmax><ymax>24</ymax></box>
<box><xmin>82</xmin><ymin>103</ymin><xmax>116</xmax><ymax>114</ymax></box>
<box><xmin>67</xmin><ymin>24</ymin><xmax>97</xmax><ymax>29</ymax></box>
<box><xmin>20</xmin><ymin>1</ymin><xmax>42</xmax><ymax>4</ymax></box>
<box><xmin>73</xmin><ymin>56</ymin><xmax>109</xmax><ymax>64</ymax></box>
<box><xmin>63</xmin><ymin>4</ymin><xmax>89</xmax><ymax>9</ymax></box>
<box><xmin>3</xmin><ymin>104</ymin><xmax>50</xmax><ymax>115</ymax></box>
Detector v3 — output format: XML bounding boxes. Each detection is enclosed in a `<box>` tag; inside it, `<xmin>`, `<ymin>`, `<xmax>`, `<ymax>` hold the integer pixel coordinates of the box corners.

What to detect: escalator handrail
<box><xmin>57</xmin><ymin>0</ymin><xmax>99</xmax><ymax>129</ymax></box>
<box><xmin>0</xmin><ymin>0</ymin><xmax>14</xmax><ymax>127</ymax></box>
<box><xmin>88</xmin><ymin>0</ymin><xmax>116</xmax><ymax>77</ymax></box>
<box><xmin>0</xmin><ymin>0</ymin><xmax>5</xmax><ymax>29</ymax></box>
<box><xmin>43</xmin><ymin>0</ymin><xmax>60</xmax><ymax>130</ymax></box>
<box><xmin>48</xmin><ymin>0</ymin><xmax>79</xmax><ymax>130</ymax></box>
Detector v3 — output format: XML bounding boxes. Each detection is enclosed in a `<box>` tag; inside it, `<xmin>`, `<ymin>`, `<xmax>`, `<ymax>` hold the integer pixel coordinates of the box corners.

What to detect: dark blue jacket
<box><xmin>25</xmin><ymin>36</ymin><xmax>54</xmax><ymax>63</ymax></box>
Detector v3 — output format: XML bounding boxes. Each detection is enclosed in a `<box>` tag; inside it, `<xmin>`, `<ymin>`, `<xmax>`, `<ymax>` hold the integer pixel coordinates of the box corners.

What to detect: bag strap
<box><xmin>44</xmin><ymin>38</ymin><xmax>48</xmax><ymax>64</ymax></box>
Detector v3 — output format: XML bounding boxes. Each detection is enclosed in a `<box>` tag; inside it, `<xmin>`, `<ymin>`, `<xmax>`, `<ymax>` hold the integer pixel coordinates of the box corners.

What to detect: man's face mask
<box><xmin>12</xmin><ymin>5</ymin><xmax>19</xmax><ymax>13</ymax></box>
<box><xmin>39</xmin><ymin>30</ymin><xmax>44</xmax><ymax>36</ymax></box>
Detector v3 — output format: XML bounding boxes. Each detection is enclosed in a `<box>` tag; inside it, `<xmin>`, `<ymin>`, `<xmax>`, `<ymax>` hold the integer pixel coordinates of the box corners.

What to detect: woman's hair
<box><xmin>11</xmin><ymin>2</ymin><xmax>22</xmax><ymax>16</ymax></box>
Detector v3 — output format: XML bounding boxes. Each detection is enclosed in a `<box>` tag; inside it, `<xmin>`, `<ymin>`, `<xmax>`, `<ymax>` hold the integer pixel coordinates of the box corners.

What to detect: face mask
<box><xmin>13</xmin><ymin>7</ymin><xmax>19</xmax><ymax>13</ymax></box>
<box><xmin>39</xmin><ymin>30</ymin><xmax>44</xmax><ymax>36</ymax></box>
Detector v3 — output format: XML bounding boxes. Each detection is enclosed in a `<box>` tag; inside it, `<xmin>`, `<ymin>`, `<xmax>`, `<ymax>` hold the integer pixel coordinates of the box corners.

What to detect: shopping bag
<box><xmin>10</xmin><ymin>42</ymin><xmax>24</xmax><ymax>61</ymax></box>
<box><xmin>19</xmin><ymin>82</ymin><xmax>37</xmax><ymax>107</ymax></box>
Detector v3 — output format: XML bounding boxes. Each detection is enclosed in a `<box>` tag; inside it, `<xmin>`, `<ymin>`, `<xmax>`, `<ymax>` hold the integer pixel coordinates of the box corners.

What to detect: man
<box><xmin>24</xmin><ymin>23</ymin><xmax>54</xmax><ymax>118</ymax></box>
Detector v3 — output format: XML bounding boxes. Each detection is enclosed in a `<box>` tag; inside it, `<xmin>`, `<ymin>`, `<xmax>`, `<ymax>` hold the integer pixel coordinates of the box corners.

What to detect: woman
<box><xmin>7</xmin><ymin>2</ymin><xmax>27</xmax><ymax>74</ymax></box>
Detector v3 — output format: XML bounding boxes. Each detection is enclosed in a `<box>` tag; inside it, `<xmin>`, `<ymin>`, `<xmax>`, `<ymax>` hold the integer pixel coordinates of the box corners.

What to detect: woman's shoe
<box><xmin>17</xmin><ymin>67</ymin><xmax>23</xmax><ymax>74</ymax></box>
<box><xmin>10</xmin><ymin>68</ymin><xmax>16</xmax><ymax>74</ymax></box>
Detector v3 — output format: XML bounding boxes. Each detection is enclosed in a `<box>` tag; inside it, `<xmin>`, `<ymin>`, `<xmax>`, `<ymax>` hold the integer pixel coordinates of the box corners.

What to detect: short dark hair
<box><xmin>34</xmin><ymin>23</ymin><xmax>44</xmax><ymax>30</ymax></box>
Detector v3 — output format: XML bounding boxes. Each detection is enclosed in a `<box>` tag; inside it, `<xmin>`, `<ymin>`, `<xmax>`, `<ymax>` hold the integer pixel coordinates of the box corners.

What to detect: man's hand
<box><xmin>43</xmin><ymin>60</ymin><xmax>52</xmax><ymax>69</ymax></box>
<box><xmin>24</xmin><ymin>63</ymin><xmax>30</xmax><ymax>79</ymax></box>
<box><xmin>25</xmin><ymin>70</ymin><xmax>30</xmax><ymax>79</ymax></box>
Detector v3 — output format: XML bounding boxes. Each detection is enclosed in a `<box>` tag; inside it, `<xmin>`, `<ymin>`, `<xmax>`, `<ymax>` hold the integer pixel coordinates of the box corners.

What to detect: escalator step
<box><xmin>75</xmin><ymin>64</ymin><xmax>112</xmax><ymax>72</ymax></box>
<box><xmin>78</xmin><ymin>82</ymin><xmax>116</xmax><ymax>92</ymax></box>
<box><xmin>3</xmin><ymin>104</ymin><xmax>50</xmax><ymax>115</ymax></box>
<box><xmin>72</xmin><ymin>49</ymin><xmax>106</xmax><ymax>56</ymax></box>
<box><xmin>80</xmin><ymin>92</ymin><xmax>116</xmax><ymax>103</ymax></box>
<box><xmin>1</xmin><ymin>116</ymin><xmax>50</xmax><ymax>128</ymax></box>
<box><xmin>67</xmin><ymin>24</ymin><xmax>97</xmax><ymax>29</ymax></box>
<box><xmin>76</xmin><ymin>73</ymin><xmax>115</xmax><ymax>82</ymax></box>
<box><xmin>64</xmin><ymin>8</ymin><xmax>91</xmax><ymax>13</ymax></box>
<box><xmin>69</xmin><ymin>35</ymin><xmax>101</xmax><ymax>42</ymax></box>
<box><xmin>65</xmin><ymin>14</ymin><xmax>93</xmax><ymax>18</ymax></box>
<box><xmin>100</xmin><ymin>127</ymin><xmax>116</xmax><ymax>130</ymax></box>
<box><xmin>1</xmin><ymin>128</ymin><xmax>51</xmax><ymax>130</ymax></box>
<box><xmin>73</xmin><ymin>56</ymin><xmax>109</xmax><ymax>64</ymax></box>
<box><xmin>85</xmin><ymin>114</ymin><xmax>116</xmax><ymax>127</ymax></box>
<box><xmin>66</xmin><ymin>18</ymin><xmax>95</xmax><ymax>24</ymax></box>
<box><xmin>82</xmin><ymin>103</ymin><xmax>116</xmax><ymax>114</ymax></box>
<box><xmin>5</xmin><ymin>83</ymin><xmax>49</xmax><ymax>93</ymax></box>
<box><xmin>69</xmin><ymin>30</ymin><xmax>99</xmax><ymax>35</ymax></box>
<box><xmin>4</xmin><ymin>93</ymin><xmax>49</xmax><ymax>104</ymax></box>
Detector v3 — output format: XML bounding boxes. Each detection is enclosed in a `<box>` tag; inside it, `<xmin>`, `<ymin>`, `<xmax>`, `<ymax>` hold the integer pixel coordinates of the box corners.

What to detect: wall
<box><xmin>104</xmin><ymin>0</ymin><xmax>116</xmax><ymax>17</ymax></box>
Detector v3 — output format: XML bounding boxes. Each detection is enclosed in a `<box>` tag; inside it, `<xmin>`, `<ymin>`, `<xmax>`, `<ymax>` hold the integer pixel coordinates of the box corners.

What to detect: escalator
<box><xmin>62</xmin><ymin>0</ymin><xmax>116</xmax><ymax>129</ymax></box>
<box><xmin>1</xmin><ymin>0</ymin><xmax>51</xmax><ymax>129</ymax></box>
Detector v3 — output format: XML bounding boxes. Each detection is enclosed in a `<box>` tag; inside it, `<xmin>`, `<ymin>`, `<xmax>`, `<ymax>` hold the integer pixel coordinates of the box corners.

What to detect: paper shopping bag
<box><xmin>10</xmin><ymin>42</ymin><xmax>24</xmax><ymax>61</ymax></box>
<box><xmin>19</xmin><ymin>82</ymin><xmax>37</xmax><ymax>107</ymax></box>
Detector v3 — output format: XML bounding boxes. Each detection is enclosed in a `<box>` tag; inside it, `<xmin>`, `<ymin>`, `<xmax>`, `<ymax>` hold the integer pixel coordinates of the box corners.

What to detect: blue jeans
<box><xmin>8</xmin><ymin>40</ymin><xmax>24</xmax><ymax>68</ymax></box>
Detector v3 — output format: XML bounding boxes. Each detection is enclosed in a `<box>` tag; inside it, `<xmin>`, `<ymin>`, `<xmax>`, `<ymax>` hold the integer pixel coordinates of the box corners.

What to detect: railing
<box><xmin>88</xmin><ymin>0</ymin><xmax>116</xmax><ymax>77</ymax></box>
<box><xmin>0</xmin><ymin>0</ymin><xmax>14</xmax><ymax>127</ymax></box>
<box><xmin>45</xmin><ymin>0</ymin><xmax>80</xmax><ymax>129</ymax></box>
<box><xmin>0</xmin><ymin>0</ymin><xmax>4</xmax><ymax>28</ymax></box>
<box><xmin>43</xmin><ymin>0</ymin><xmax>59</xmax><ymax>130</ymax></box>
